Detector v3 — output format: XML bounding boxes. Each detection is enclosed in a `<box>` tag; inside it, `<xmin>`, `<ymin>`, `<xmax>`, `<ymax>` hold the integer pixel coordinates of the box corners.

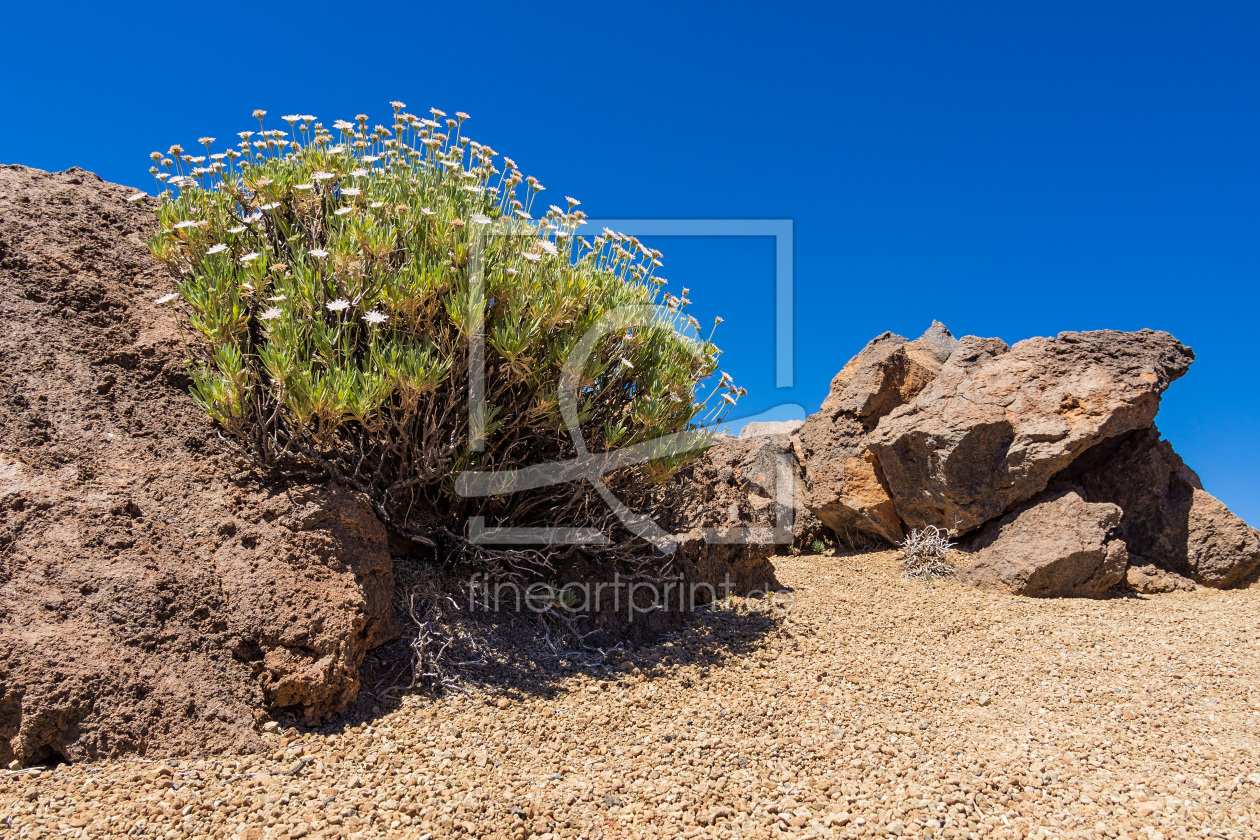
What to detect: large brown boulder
<box><xmin>867</xmin><ymin>329</ymin><xmax>1195</xmax><ymax>534</ymax></box>
<box><xmin>958</xmin><ymin>490</ymin><xmax>1129</xmax><ymax>598</ymax></box>
<box><xmin>1052</xmin><ymin>428</ymin><xmax>1260</xmax><ymax>588</ymax></box>
<box><xmin>797</xmin><ymin>322</ymin><xmax>958</xmax><ymax>543</ymax></box>
<box><xmin>0</xmin><ymin>165</ymin><xmax>398</xmax><ymax>765</ymax></box>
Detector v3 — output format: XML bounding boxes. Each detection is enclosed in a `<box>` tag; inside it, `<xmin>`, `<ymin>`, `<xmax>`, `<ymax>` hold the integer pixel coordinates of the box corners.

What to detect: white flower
<box><xmin>206</xmin><ymin>244</ymin><xmax>228</xmax><ymax>255</ymax></box>
<box><xmin>309</xmin><ymin>248</ymin><xmax>329</xmax><ymax>258</ymax></box>
<box><xmin>505</xmin><ymin>268</ymin><xmax>518</xmax><ymax>276</ymax></box>
<box><xmin>154</xmin><ymin>292</ymin><xmax>179</xmax><ymax>305</ymax></box>
<box><xmin>722</xmin><ymin>393</ymin><xmax>738</xmax><ymax>406</ymax></box>
<box><xmin>295</xmin><ymin>183</ymin><xmax>314</xmax><ymax>191</ymax></box>
<box><xmin>173</xmin><ymin>220</ymin><xmax>199</xmax><ymax>230</ymax></box>
<box><xmin>369</xmin><ymin>201</ymin><xmax>384</xmax><ymax>209</ymax></box>
<box><xmin>522</xmin><ymin>252</ymin><xmax>541</xmax><ymax>264</ymax></box>
<box><xmin>514</xmin><ymin>209</ymin><xmax>531</xmax><ymax>219</ymax></box>
<box><xmin>565</xmin><ymin>196</ymin><xmax>580</xmax><ymax>207</ymax></box>
<box><xmin>126</xmin><ymin>192</ymin><xmax>147</xmax><ymax>203</ymax></box>
<box><xmin>312</xmin><ymin>171</ymin><xmax>336</xmax><ymax>181</ymax></box>
<box><xmin>350</xmin><ymin>168</ymin><xmax>369</xmax><ymax>178</ymax></box>
<box><xmin>341</xmin><ymin>187</ymin><xmax>361</xmax><ymax>197</ymax></box>
<box><xmin>470</xmin><ymin>213</ymin><xmax>491</xmax><ymax>225</ymax></box>
<box><xmin>259</xmin><ymin>307</ymin><xmax>283</xmax><ymax>321</ymax></box>
<box><xmin>259</xmin><ymin>202</ymin><xmax>280</xmax><ymax>211</ymax></box>
<box><xmin>420</xmin><ymin>207</ymin><xmax>436</xmax><ymax>216</ymax></box>
<box><xmin>362</xmin><ymin>310</ymin><xmax>388</xmax><ymax>325</ymax></box>
<box><xmin>267</xmin><ymin>295</ymin><xmax>286</xmax><ymax>302</ymax></box>
<box><xmin>334</xmin><ymin>207</ymin><xmax>353</xmax><ymax>216</ymax></box>
<box><xmin>325</xmin><ymin>299</ymin><xmax>350</xmax><ymax>312</ymax></box>
<box><xmin>240</xmin><ymin>252</ymin><xmax>261</xmax><ymax>264</ymax></box>
<box><xmin>362</xmin><ymin>155</ymin><xmax>379</xmax><ymax>164</ymax></box>
<box><xmin>228</xmin><ymin>226</ymin><xmax>246</xmax><ymax>234</ymax></box>
<box><xmin>539</xmin><ymin>241</ymin><xmax>558</xmax><ymax>256</ymax></box>
<box><xmin>619</xmin><ymin>358</ymin><xmax>635</xmax><ymax>370</ymax></box>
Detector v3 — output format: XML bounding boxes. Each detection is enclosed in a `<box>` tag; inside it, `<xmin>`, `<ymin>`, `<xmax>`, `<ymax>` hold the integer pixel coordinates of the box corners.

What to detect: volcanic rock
<box><xmin>797</xmin><ymin>322</ymin><xmax>959</xmax><ymax>543</ymax></box>
<box><xmin>0</xmin><ymin>165</ymin><xmax>398</xmax><ymax>765</ymax></box>
<box><xmin>867</xmin><ymin>329</ymin><xmax>1195</xmax><ymax>534</ymax></box>
<box><xmin>958</xmin><ymin>490</ymin><xmax>1129</xmax><ymax>598</ymax></box>
<box><xmin>1049</xmin><ymin>427</ymin><xmax>1260</xmax><ymax>588</ymax></box>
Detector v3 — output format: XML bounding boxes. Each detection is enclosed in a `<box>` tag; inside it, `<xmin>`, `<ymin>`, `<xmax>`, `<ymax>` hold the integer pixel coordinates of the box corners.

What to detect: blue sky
<box><xmin>3</xmin><ymin>1</ymin><xmax>1257</xmax><ymax>522</ymax></box>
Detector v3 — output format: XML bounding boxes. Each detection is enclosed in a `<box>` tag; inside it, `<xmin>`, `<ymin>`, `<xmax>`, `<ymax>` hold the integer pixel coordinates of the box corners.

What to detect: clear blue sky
<box><xmin>3</xmin><ymin>1</ymin><xmax>1257</xmax><ymax>522</ymax></box>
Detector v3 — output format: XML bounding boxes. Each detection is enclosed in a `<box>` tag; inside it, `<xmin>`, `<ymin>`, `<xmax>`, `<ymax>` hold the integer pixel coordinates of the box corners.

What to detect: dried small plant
<box><xmin>899</xmin><ymin>525</ymin><xmax>957</xmax><ymax>581</ymax></box>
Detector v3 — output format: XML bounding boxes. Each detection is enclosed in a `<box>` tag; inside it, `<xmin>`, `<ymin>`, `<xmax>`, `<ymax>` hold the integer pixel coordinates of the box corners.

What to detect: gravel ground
<box><xmin>3</xmin><ymin>549</ymin><xmax>1259</xmax><ymax>839</ymax></box>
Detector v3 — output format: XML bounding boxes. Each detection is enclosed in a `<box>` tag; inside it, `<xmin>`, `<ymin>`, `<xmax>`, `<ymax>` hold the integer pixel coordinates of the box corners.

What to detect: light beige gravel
<box><xmin>3</xmin><ymin>550</ymin><xmax>1259</xmax><ymax>839</ymax></box>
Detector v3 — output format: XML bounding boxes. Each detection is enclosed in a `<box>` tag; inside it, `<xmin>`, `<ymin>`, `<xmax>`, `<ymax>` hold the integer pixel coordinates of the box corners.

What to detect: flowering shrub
<box><xmin>146</xmin><ymin>104</ymin><xmax>740</xmax><ymax>570</ymax></box>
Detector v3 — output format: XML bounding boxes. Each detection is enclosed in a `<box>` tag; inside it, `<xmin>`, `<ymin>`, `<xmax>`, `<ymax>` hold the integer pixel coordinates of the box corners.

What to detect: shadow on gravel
<box><xmin>302</xmin><ymin>579</ymin><xmax>787</xmax><ymax>736</ymax></box>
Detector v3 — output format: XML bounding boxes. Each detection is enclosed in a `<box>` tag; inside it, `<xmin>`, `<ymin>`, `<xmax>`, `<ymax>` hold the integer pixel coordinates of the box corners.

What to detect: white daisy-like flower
<box><xmin>325</xmin><ymin>299</ymin><xmax>350</xmax><ymax>312</ymax></box>
<box><xmin>341</xmin><ymin>187</ymin><xmax>361</xmax><ymax>197</ymax></box>
<box><xmin>206</xmin><ymin>244</ymin><xmax>228</xmax><ymax>255</ymax></box>
<box><xmin>505</xmin><ymin>268</ymin><xmax>518</xmax><ymax>276</ymax></box>
<box><xmin>295</xmin><ymin>183</ymin><xmax>314</xmax><ymax>191</ymax></box>
<box><xmin>565</xmin><ymin>196</ymin><xmax>580</xmax><ymax>207</ymax></box>
<box><xmin>619</xmin><ymin>358</ymin><xmax>635</xmax><ymax>370</ymax></box>
<box><xmin>722</xmin><ymin>393</ymin><xmax>738</xmax><ymax>406</ymax></box>
<box><xmin>259</xmin><ymin>307</ymin><xmax>283</xmax><ymax>321</ymax></box>
<box><xmin>539</xmin><ymin>241</ymin><xmax>558</xmax><ymax>256</ymax></box>
<box><xmin>309</xmin><ymin>248</ymin><xmax>329</xmax><ymax>258</ymax></box>
<box><xmin>240</xmin><ymin>252</ymin><xmax>261</xmax><ymax>264</ymax></box>
<box><xmin>514</xmin><ymin>209</ymin><xmax>531</xmax><ymax>219</ymax></box>
<box><xmin>173</xmin><ymin>220</ymin><xmax>199</xmax><ymax>230</ymax></box>
<box><xmin>669</xmin><ymin>394</ymin><xmax>682</xmax><ymax>403</ymax></box>
<box><xmin>228</xmin><ymin>226</ymin><xmax>246</xmax><ymax>234</ymax></box>
<box><xmin>420</xmin><ymin>208</ymin><xmax>436</xmax><ymax>216</ymax></box>
<box><xmin>326</xmin><ymin>145</ymin><xmax>346</xmax><ymax>155</ymax></box>
<box><xmin>267</xmin><ymin>295</ymin><xmax>286</xmax><ymax>302</ymax></box>
<box><xmin>350</xmin><ymin>168</ymin><xmax>369</xmax><ymax>177</ymax></box>
<box><xmin>369</xmin><ymin>201</ymin><xmax>384</xmax><ymax>209</ymax></box>
<box><xmin>126</xmin><ymin>192</ymin><xmax>147</xmax><ymax>203</ymax></box>
<box><xmin>362</xmin><ymin>310</ymin><xmax>388</xmax><ymax>325</ymax></box>
<box><xmin>470</xmin><ymin>213</ymin><xmax>491</xmax><ymax>225</ymax></box>
<box><xmin>334</xmin><ymin>207</ymin><xmax>354</xmax><ymax>216</ymax></box>
<box><xmin>362</xmin><ymin>155</ymin><xmax>379</xmax><ymax>164</ymax></box>
<box><xmin>522</xmin><ymin>252</ymin><xmax>541</xmax><ymax>264</ymax></box>
<box><xmin>312</xmin><ymin>171</ymin><xmax>336</xmax><ymax>181</ymax></box>
<box><xmin>154</xmin><ymin>292</ymin><xmax>179</xmax><ymax>305</ymax></box>
<box><xmin>259</xmin><ymin>202</ymin><xmax>280</xmax><ymax>211</ymax></box>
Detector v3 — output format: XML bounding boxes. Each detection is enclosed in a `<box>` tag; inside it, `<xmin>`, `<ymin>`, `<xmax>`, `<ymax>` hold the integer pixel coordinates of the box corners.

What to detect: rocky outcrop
<box><xmin>796</xmin><ymin>322</ymin><xmax>958</xmax><ymax>544</ymax></box>
<box><xmin>867</xmin><ymin>329</ymin><xmax>1194</xmax><ymax>534</ymax></box>
<box><xmin>1049</xmin><ymin>428</ymin><xmax>1260</xmax><ymax>588</ymax></box>
<box><xmin>0</xmin><ymin>166</ymin><xmax>398</xmax><ymax>765</ymax></box>
<box><xmin>799</xmin><ymin>321</ymin><xmax>1257</xmax><ymax>594</ymax></box>
<box><xmin>958</xmin><ymin>490</ymin><xmax>1129</xmax><ymax>598</ymax></box>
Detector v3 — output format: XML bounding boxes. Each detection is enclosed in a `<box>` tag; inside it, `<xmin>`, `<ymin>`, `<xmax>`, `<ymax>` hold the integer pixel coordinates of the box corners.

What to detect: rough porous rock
<box><xmin>796</xmin><ymin>323</ymin><xmax>958</xmax><ymax>543</ymax></box>
<box><xmin>1050</xmin><ymin>427</ymin><xmax>1260</xmax><ymax>589</ymax></box>
<box><xmin>0</xmin><ymin>165</ymin><xmax>398</xmax><ymax>765</ymax></box>
<box><xmin>868</xmin><ymin>329</ymin><xmax>1195</xmax><ymax>534</ymax></box>
<box><xmin>654</xmin><ymin>434</ymin><xmax>789</xmax><ymax>592</ymax></box>
<box><xmin>1126</xmin><ymin>563</ymin><xmax>1196</xmax><ymax>594</ymax></box>
<box><xmin>958</xmin><ymin>490</ymin><xmax>1129</xmax><ymax>598</ymax></box>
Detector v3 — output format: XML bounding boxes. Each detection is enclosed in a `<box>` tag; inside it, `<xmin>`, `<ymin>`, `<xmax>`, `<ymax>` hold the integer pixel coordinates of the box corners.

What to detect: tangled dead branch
<box><xmin>900</xmin><ymin>525</ymin><xmax>958</xmax><ymax>581</ymax></box>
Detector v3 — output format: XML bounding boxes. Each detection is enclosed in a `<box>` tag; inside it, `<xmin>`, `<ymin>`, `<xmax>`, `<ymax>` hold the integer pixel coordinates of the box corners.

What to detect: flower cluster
<box><xmin>147</xmin><ymin>104</ymin><xmax>741</xmax><ymax>546</ymax></box>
